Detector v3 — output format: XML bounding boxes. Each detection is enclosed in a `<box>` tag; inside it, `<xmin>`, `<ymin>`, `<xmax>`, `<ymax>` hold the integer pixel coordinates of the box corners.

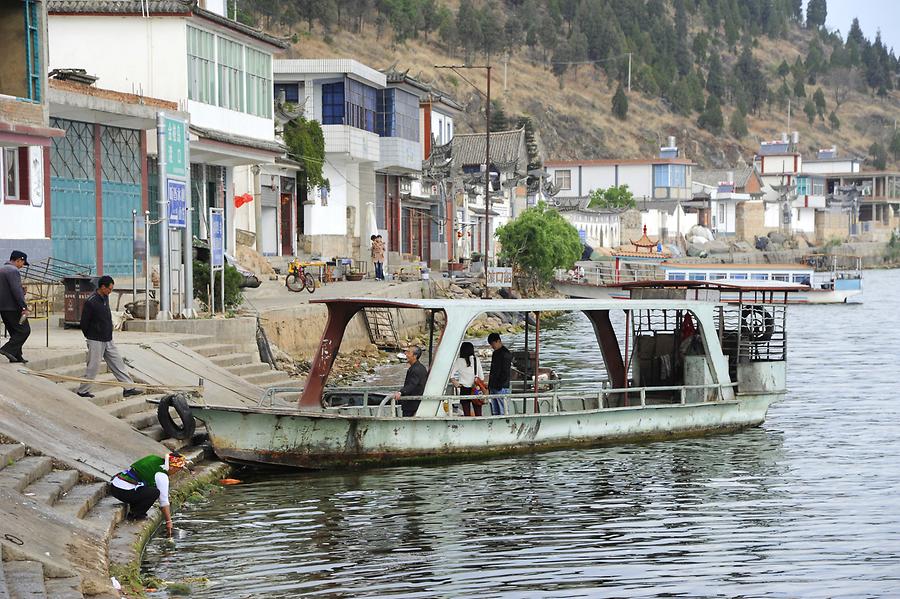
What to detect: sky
<box><xmin>805</xmin><ymin>0</ymin><xmax>900</xmax><ymax>53</ymax></box>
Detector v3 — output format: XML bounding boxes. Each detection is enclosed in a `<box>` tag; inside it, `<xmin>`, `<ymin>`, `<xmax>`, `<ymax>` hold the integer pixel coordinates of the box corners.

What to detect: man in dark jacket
<box><xmin>390</xmin><ymin>346</ymin><xmax>428</xmax><ymax>417</ymax></box>
<box><xmin>487</xmin><ymin>332</ymin><xmax>513</xmax><ymax>415</ymax></box>
<box><xmin>76</xmin><ymin>275</ymin><xmax>141</xmax><ymax>399</ymax></box>
<box><xmin>0</xmin><ymin>251</ymin><xmax>31</xmax><ymax>363</ymax></box>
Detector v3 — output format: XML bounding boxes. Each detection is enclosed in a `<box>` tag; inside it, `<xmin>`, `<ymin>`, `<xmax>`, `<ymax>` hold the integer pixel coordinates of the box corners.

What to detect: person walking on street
<box><xmin>76</xmin><ymin>275</ymin><xmax>141</xmax><ymax>399</ymax></box>
<box><xmin>0</xmin><ymin>251</ymin><xmax>31</xmax><ymax>363</ymax></box>
<box><xmin>389</xmin><ymin>346</ymin><xmax>428</xmax><ymax>417</ymax></box>
<box><xmin>109</xmin><ymin>451</ymin><xmax>187</xmax><ymax>536</ymax></box>
<box><xmin>372</xmin><ymin>235</ymin><xmax>386</xmax><ymax>281</ymax></box>
<box><xmin>487</xmin><ymin>332</ymin><xmax>512</xmax><ymax>416</ymax></box>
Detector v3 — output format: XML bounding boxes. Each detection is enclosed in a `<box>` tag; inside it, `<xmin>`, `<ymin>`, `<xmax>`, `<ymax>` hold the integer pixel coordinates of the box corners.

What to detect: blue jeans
<box><xmin>374</xmin><ymin>262</ymin><xmax>384</xmax><ymax>280</ymax></box>
<box><xmin>490</xmin><ymin>388</ymin><xmax>509</xmax><ymax>415</ymax></box>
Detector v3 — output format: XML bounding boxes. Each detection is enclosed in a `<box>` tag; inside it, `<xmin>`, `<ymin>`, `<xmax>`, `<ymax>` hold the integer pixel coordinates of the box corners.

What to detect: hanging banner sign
<box><xmin>134</xmin><ymin>214</ymin><xmax>146</xmax><ymax>260</ymax></box>
<box><xmin>167</xmin><ymin>179</ymin><xmax>187</xmax><ymax>229</ymax></box>
<box><xmin>164</xmin><ymin>116</ymin><xmax>188</xmax><ymax>178</ymax></box>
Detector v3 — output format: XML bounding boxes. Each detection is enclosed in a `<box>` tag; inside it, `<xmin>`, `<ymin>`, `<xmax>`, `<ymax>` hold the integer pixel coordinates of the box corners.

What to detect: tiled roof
<box><xmin>546</xmin><ymin>157</ymin><xmax>694</xmax><ymax>167</ymax></box>
<box><xmin>190</xmin><ymin>125</ymin><xmax>285</xmax><ymax>155</ymax></box>
<box><xmin>449</xmin><ymin>128</ymin><xmax>528</xmax><ymax>172</ymax></box>
<box><xmin>693</xmin><ymin>164</ymin><xmax>758</xmax><ymax>188</ymax></box>
<box><xmin>48</xmin><ymin>1</ymin><xmax>287</xmax><ymax>48</ymax></box>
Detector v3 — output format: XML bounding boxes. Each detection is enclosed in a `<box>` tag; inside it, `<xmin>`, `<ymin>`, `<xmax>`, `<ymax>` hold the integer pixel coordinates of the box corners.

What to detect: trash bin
<box><xmin>63</xmin><ymin>276</ymin><xmax>96</xmax><ymax>328</ymax></box>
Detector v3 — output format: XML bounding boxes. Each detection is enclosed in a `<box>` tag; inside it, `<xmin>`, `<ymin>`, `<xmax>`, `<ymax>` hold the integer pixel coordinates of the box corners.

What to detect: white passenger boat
<box><xmin>184</xmin><ymin>285</ymin><xmax>794</xmax><ymax>469</ymax></box>
<box><xmin>556</xmin><ymin>255</ymin><xmax>862</xmax><ymax>304</ymax></box>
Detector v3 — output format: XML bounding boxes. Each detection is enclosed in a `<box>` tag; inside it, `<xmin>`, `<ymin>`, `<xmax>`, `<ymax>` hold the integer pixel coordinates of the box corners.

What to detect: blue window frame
<box><xmin>772</xmin><ymin>273</ymin><xmax>789</xmax><ymax>282</ymax></box>
<box><xmin>24</xmin><ymin>0</ymin><xmax>41</xmax><ymax>102</ymax></box>
<box><xmin>688</xmin><ymin>272</ymin><xmax>706</xmax><ymax>281</ymax></box>
<box><xmin>275</xmin><ymin>83</ymin><xmax>299</xmax><ymax>104</ymax></box>
<box><xmin>377</xmin><ymin>88</ymin><xmax>419</xmax><ymax>141</ymax></box>
<box><xmin>751</xmin><ymin>273</ymin><xmax>769</xmax><ymax>280</ymax></box>
<box><xmin>730</xmin><ymin>273</ymin><xmax>748</xmax><ymax>280</ymax></box>
<box><xmin>668</xmin><ymin>272</ymin><xmax>686</xmax><ymax>280</ymax></box>
<box><xmin>796</xmin><ymin>177</ymin><xmax>810</xmax><ymax>195</ymax></box>
<box><xmin>322</xmin><ymin>82</ymin><xmax>345</xmax><ymax>125</ymax></box>
<box><xmin>653</xmin><ymin>164</ymin><xmax>687</xmax><ymax>189</ymax></box>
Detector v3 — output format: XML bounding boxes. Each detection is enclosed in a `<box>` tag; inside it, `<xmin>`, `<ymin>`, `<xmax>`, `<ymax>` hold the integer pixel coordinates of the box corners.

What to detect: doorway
<box><xmin>280</xmin><ymin>193</ymin><xmax>293</xmax><ymax>255</ymax></box>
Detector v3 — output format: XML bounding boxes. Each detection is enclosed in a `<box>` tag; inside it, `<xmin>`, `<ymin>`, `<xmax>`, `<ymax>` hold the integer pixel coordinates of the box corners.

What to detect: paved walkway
<box><xmin>241</xmin><ymin>277</ymin><xmax>426</xmax><ymax>312</ymax></box>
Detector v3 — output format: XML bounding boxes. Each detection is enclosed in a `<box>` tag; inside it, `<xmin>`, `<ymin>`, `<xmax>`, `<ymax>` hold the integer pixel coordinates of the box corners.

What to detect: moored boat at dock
<box><xmin>185</xmin><ymin>285</ymin><xmax>795</xmax><ymax>469</ymax></box>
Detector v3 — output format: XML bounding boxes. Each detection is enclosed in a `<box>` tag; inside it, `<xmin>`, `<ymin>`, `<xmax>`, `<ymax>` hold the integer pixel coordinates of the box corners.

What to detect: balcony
<box><xmin>323</xmin><ymin>124</ymin><xmax>380</xmax><ymax>162</ymax></box>
<box><xmin>377</xmin><ymin>137</ymin><xmax>422</xmax><ymax>173</ymax></box>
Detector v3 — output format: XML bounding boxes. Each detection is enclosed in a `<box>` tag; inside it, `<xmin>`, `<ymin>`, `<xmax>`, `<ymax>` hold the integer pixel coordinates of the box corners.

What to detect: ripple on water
<box><xmin>142</xmin><ymin>269</ymin><xmax>900</xmax><ymax>598</ymax></box>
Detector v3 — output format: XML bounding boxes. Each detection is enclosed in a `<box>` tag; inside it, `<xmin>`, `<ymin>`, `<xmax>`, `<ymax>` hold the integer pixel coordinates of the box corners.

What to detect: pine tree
<box><xmin>668</xmin><ymin>77</ymin><xmax>695</xmax><ymax>116</ymax></box>
<box><xmin>828</xmin><ymin>110</ymin><xmax>840</xmax><ymax>130</ymax></box>
<box><xmin>729</xmin><ymin>108</ymin><xmax>748</xmax><ymax>138</ymax></box>
<box><xmin>777</xmin><ymin>60</ymin><xmax>791</xmax><ymax>81</ymax></box>
<box><xmin>612</xmin><ymin>83</ymin><xmax>628</xmax><ymax>120</ymax></box>
<box><xmin>706</xmin><ymin>53</ymin><xmax>725</xmax><ymax>101</ymax></box>
<box><xmin>869</xmin><ymin>142</ymin><xmax>887</xmax><ymax>170</ymax></box>
<box><xmin>806</xmin><ymin>0</ymin><xmax>827</xmax><ymax>29</ymax></box>
<box><xmin>803</xmin><ymin>99</ymin><xmax>817</xmax><ymax>124</ymax></box>
<box><xmin>734</xmin><ymin>47</ymin><xmax>768</xmax><ymax>114</ymax></box>
<box><xmin>813</xmin><ymin>88</ymin><xmax>827</xmax><ymax>118</ymax></box>
<box><xmin>890</xmin><ymin>130</ymin><xmax>900</xmax><ymax>160</ymax></box>
<box><xmin>794</xmin><ymin>78</ymin><xmax>806</xmax><ymax>98</ymax></box>
<box><xmin>698</xmin><ymin>95</ymin><xmax>724</xmax><ymax>133</ymax></box>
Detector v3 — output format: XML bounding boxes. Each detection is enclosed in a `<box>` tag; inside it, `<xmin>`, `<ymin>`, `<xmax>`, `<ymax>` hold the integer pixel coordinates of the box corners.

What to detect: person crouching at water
<box><xmin>389</xmin><ymin>346</ymin><xmax>427</xmax><ymax>417</ymax></box>
<box><xmin>109</xmin><ymin>452</ymin><xmax>186</xmax><ymax>536</ymax></box>
<box><xmin>451</xmin><ymin>341</ymin><xmax>485</xmax><ymax>416</ymax></box>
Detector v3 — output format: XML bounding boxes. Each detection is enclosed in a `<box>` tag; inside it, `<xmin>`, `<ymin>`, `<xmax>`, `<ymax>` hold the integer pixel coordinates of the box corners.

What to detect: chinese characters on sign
<box><xmin>210</xmin><ymin>210</ymin><xmax>224</xmax><ymax>268</ymax></box>
<box><xmin>487</xmin><ymin>267</ymin><xmax>513</xmax><ymax>288</ymax></box>
<box><xmin>167</xmin><ymin>179</ymin><xmax>187</xmax><ymax>229</ymax></box>
<box><xmin>164</xmin><ymin>116</ymin><xmax>187</xmax><ymax>178</ymax></box>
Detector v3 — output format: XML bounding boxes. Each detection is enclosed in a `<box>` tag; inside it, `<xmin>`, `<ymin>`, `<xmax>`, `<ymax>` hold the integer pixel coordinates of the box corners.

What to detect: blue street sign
<box><xmin>210</xmin><ymin>211</ymin><xmax>224</xmax><ymax>267</ymax></box>
<box><xmin>167</xmin><ymin>179</ymin><xmax>187</xmax><ymax>229</ymax></box>
<box><xmin>579</xmin><ymin>228</ymin><xmax>587</xmax><ymax>242</ymax></box>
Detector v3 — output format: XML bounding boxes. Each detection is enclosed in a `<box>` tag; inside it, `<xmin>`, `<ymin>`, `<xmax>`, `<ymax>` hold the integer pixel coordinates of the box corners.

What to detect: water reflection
<box><xmin>144</xmin><ymin>270</ymin><xmax>900</xmax><ymax>597</ymax></box>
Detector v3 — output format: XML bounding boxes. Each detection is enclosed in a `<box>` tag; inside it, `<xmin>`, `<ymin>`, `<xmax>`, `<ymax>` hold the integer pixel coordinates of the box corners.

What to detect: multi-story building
<box><xmin>47</xmin><ymin>0</ymin><xmax>286</xmax><ymax>258</ymax></box>
<box><xmin>274</xmin><ymin>59</ymin><xmax>383</xmax><ymax>261</ymax></box>
<box><xmin>0</xmin><ymin>0</ymin><xmax>64</xmax><ymax>263</ymax></box>
<box><xmin>546</xmin><ymin>146</ymin><xmax>697</xmax><ymax>242</ymax></box>
<box><xmin>692</xmin><ymin>165</ymin><xmax>764</xmax><ymax>238</ymax></box>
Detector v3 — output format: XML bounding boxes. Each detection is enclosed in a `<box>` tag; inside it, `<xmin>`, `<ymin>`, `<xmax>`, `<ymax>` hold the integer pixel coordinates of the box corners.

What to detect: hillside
<box><xmin>253</xmin><ymin>2</ymin><xmax>900</xmax><ymax>170</ymax></box>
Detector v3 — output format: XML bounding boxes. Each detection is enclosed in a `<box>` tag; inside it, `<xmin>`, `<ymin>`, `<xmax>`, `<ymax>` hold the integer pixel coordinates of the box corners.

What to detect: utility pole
<box><xmin>435</xmin><ymin>64</ymin><xmax>493</xmax><ymax>299</ymax></box>
<box><xmin>627</xmin><ymin>52</ymin><xmax>632</xmax><ymax>93</ymax></box>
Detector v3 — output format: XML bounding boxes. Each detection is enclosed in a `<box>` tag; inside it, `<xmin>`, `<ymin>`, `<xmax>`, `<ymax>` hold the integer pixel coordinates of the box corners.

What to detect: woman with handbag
<box><xmin>451</xmin><ymin>342</ymin><xmax>485</xmax><ymax>416</ymax></box>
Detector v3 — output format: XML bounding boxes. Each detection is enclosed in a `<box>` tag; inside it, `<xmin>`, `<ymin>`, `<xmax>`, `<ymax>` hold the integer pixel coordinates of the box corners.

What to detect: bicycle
<box><xmin>285</xmin><ymin>259</ymin><xmax>317</xmax><ymax>293</ymax></box>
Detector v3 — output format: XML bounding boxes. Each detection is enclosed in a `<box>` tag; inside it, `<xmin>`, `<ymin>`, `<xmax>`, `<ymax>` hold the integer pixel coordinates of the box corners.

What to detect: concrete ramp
<box><xmin>0</xmin><ymin>363</ymin><xmax>164</xmax><ymax>479</ymax></box>
<box><xmin>121</xmin><ymin>341</ymin><xmax>265</xmax><ymax>406</ymax></box>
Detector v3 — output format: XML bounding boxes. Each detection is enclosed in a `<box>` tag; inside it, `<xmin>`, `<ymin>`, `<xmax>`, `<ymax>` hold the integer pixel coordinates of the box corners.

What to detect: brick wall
<box><xmin>735</xmin><ymin>201</ymin><xmax>771</xmax><ymax>241</ymax></box>
<box><xmin>620</xmin><ymin>209</ymin><xmax>643</xmax><ymax>247</ymax></box>
<box><xmin>815</xmin><ymin>210</ymin><xmax>848</xmax><ymax>244</ymax></box>
<box><xmin>0</xmin><ymin>98</ymin><xmax>44</xmax><ymax>127</ymax></box>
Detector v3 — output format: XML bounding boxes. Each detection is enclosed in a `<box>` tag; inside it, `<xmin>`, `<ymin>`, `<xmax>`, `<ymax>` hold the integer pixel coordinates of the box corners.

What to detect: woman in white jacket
<box><xmin>451</xmin><ymin>341</ymin><xmax>485</xmax><ymax>416</ymax></box>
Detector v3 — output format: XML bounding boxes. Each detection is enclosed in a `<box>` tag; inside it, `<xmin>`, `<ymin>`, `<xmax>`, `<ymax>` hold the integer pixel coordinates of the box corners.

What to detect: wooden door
<box><xmin>280</xmin><ymin>193</ymin><xmax>293</xmax><ymax>256</ymax></box>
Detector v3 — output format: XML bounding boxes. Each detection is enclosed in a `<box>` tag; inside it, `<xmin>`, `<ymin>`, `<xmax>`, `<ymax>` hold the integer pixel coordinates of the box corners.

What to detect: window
<box><xmin>555</xmin><ymin>169</ymin><xmax>571</xmax><ymax>190</ymax></box>
<box><xmin>275</xmin><ymin>83</ymin><xmax>299</xmax><ymax>104</ymax></box>
<box><xmin>346</xmin><ymin>80</ymin><xmax>377</xmax><ymax>132</ymax></box>
<box><xmin>187</xmin><ymin>26</ymin><xmax>215</xmax><ymax>104</ymax></box>
<box><xmin>3</xmin><ymin>148</ymin><xmax>20</xmax><ymax>202</ymax></box>
<box><xmin>719</xmin><ymin>203</ymin><xmax>726</xmax><ymax>227</ymax></box>
<box><xmin>730</xmin><ymin>273</ymin><xmax>748</xmax><ymax>280</ymax></box>
<box><xmin>796</xmin><ymin>177</ymin><xmax>810</xmax><ymax>195</ymax></box>
<box><xmin>653</xmin><ymin>164</ymin><xmax>687</xmax><ymax>188</ymax></box>
<box><xmin>688</xmin><ymin>272</ymin><xmax>707</xmax><ymax>281</ymax></box>
<box><xmin>377</xmin><ymin>88</ymin><xmax>419</xmax><ymax>141</ymax></box>
<box><xmin>751</xmin><ymin>273</ymin><xmax>769</xmax><ymax>280</ymax></box>
<box><xmin>25</xmin><ymin>0</ymin><xmax>40</xmax><ymax>101</ymax></box>
<box><xmin>322</xmin><ymin>82</ymin><xmax>345</xmax><ymax>125</ymax></box>
<box><xmin>709</xmin><ymin>272</ymin><xmax>727</xmax><ymax>280</ymax></box>
<box><xmin>246</xmin><ymin>48</ymin><xmax>272</xmax><ymax>118</ymax></box>
<box><xmin>668</xmin><ymin>272</ymin><xmax>686</xmax><ymax>280</ymax></box>
<box><xmin>812</xmin><ymin>179</ymin><xmax>825</xmax><ymax>195</ymax></box>
<box><xmin>772</xmin><ymin>273</ymin><xmax>789</xmax><ymax>282</ymax></box>
<box><xmin>218</xmin><ymin>37</ymin><xmax>244</xmax><ymax>112</ymax></box>
<box><xmin>792</xmin><ymin>274</ymin><xmax>810</xmax><ymax>283</ymax></box>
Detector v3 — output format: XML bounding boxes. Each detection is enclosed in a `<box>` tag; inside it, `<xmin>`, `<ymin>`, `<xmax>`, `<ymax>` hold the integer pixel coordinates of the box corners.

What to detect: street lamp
<box><xmin>435</xmin><ymin>64</ymin><xmax>492</xmax><ymax>299</ymax></box>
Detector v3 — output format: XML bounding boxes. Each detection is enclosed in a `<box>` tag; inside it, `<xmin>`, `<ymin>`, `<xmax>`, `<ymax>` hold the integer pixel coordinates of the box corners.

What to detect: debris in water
<box><xmin>219</xmin><ymin>478</ymin><xmax>242</xmax><ymax>485</ymax></box>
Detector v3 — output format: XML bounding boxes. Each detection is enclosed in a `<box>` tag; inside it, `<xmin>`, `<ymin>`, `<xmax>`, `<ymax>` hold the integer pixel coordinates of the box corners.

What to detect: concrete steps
<box><xmin>0</xmin><ymin>457</ymin><xmax>53</xmax><ymax>493</ymax></box>
<box><xmin>225</xmin><ymin>362</ymin><xmax>272</xmax><ymax>377</ymax></box>
<box><xmin>42</xmin><ymin>577</ymin><xmax>83</xmax><ymax>599</ymax></box>
<box><xmin>3</xmin><ymin>560</ymin><xmax>48</xmax><ymax>599</ymax></box>
<box><xmin>0</xmin><ymin>444</ymin><xmax>26</xmax><ymax>472</ymax></box>
<box><xmin>22</xmin><ymin>470</ymin><xmax>80</xmax><ymax>507</ymax></box>
<box><xmin>54</xmin><ymin>482</ymin><xmax>108</xmax><ymax>520</ymax></box>
<box><xmin>105</xmin><ymin>395</ymin><xmax>159</xmax><ymax>419</ymax></box>
<box><xmin>209</xmin><ymin>352</ymin><xmax>258</xmax><ymax>368</ymax></box>
<box><xmin>242</xmin><ymin>370</ymin><xmax>292</xmax><ymax>387</ymax></box>
<box><xmin>191</xmin><ymin>343</ymin><xmax>240</xmax><ymax>357</ymax></box>
<box><xmin>124</xmin><ymin>409</ymin><xmax>159</xmax><ymax>432</ymax></box>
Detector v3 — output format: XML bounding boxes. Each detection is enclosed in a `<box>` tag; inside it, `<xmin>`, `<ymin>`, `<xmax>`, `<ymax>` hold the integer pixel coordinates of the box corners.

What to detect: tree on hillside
<box><xmin>890</xmin><ymin>130</ymin><xmax>900</xmax><ymax>161</ymax></box>
<box><xmin>869</xmin><ymin>142</ymin><xmax>887</xmax><ymax>170</ymax></box>
<box><xmin>813</xmin><ymin>88</ymin><xmax>827</xmax><ymax>118</ymax></box>
<box><xmin>496</xmin><ymin>202</ymin><xmax>582</xmax><ymax>286</ymax></box>
<box><xmin>828</xmin><ymin>110</ymin><xmax>841</xmax><ymax>130</ymax></box>
<box><xmin>733</xmin><ymin>46</ymin><xmax>768</xmax><ymax>114</ymax></box>
<box><xmin>730</xmin><ymin>108</ymin><xmax>749</xmax><ymax>138</ymax></box>
<box><xmin>698</xmin><ymin>95</ymin><xmax>724</xmax><ymax>134</ymax></box>
<box><xmin>706</xmin><ymin>53</ymin><xmax>726</xmax><ymax>101</ymax></box>
<box><xmin>612</xmin><ymin>83</ymin><xmax>629</xmax><ymax>120</ymax></box>
<box><xmin>668</xmin><ymin>77</ymin><xmax>695</xmax><ymax>116</ymax></box>
<box><xmin>803</xmin><ymin>99</ymin><xmax>817</xmax><ymax>125</ymax></box>
<box><xmin>456</xmin><ymin>0</ymin><xmax>481</xmax><ymax>64</ymax></box>
<box><xmin>588</xmin><ymin>185</ymin><xmax>635</xmax><ymax>209</ymax></box>
<box><xmin>777</xmin><ymin>60</ymin><xmax>791</xmax><ymax>81</ymax></box>
<box><xmin>793</xmin><ymin>78</ymin><xmax>806</xmax><ymax>98</ymax></box>
<box><xmin>806</xmin><ymin>0</ymin><xmax>827</xmax><ymax>29</ymax></box>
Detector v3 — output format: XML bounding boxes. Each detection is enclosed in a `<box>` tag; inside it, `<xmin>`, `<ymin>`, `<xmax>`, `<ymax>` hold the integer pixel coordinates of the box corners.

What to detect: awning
<box><xmin>189</xmin><ymin>125</ymin><xmax>285</xmax><ymax>167</ymax></box>
<box><xmin>0</xmin><ymin>121</ymin><xmax>65</xmax><ymax>147</ymax></box>
<box><xmin>468</xmin><ymin>206</ymin><xmax>501</xmax><ymax>217</ymax></box>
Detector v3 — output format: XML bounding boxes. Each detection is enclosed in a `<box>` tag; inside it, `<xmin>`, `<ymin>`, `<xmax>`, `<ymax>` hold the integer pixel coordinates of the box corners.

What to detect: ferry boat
<box><xmin>556</xmin><ymin>257</ymin><xmax>862</xmax><ymax>304</ymax></box>
<box><xmin>182</xmin><ymin>285</ymin><xmax>794</xmax><ymax>469</ymax></box>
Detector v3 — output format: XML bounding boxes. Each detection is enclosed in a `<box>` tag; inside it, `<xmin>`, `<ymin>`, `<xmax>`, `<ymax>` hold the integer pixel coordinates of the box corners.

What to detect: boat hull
<box><xmin>193</xmin><ymin>394</ymin><xmax>779</xmax><ymax>469</ymax></box>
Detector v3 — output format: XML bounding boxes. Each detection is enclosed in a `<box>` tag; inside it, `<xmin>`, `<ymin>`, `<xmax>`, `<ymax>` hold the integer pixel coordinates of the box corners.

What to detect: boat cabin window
<box><xmin>772</xmin><ymin>273</ymin><xmax>789</xmax><ymax>282</ymax></box>
<box><xmin>792</xmin><ymin>274</ymin><xmax>811</xmax><ymax>284</ymax></box>
<box><xmin>709</xmin><ymin>272</ymin><xmax>727</xmax><ymax>280</ymax></box>
<box><xmin>729</xmin><ymin>273</ymin><xmax>748</xmax><ymax>280</ymax></box>
<box><xmin>689</xmin><ymin>273</ymin><xmax>707</xmax><ymax>281</ymax></box>
<box><xmin>668</xmin><ymin>272</ymin><xmax>686</xmax><ymax>280</ymax></box>
<box><xmin>751</xmin><ymin>273</ymin><xmax>768</xmax><ymax>281</ymax></box>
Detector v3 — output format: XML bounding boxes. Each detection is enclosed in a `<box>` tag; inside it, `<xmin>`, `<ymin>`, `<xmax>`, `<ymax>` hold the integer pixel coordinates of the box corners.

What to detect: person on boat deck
<box><xmin>390</xmin><ymin>346</ymin><xmax>428</xmax><ymax>417</ymax></box>
<box><xmin>109</xmin><ymin>452</ymin><xmax>187</xmax><ymax>537</ymax></box>
<box><xmin>451</xmin><ymin>341</ymin><xmax>485</xmax><ymax>417</ymax></box>
<box><xmin>487</xmin><ymin>333</ymin><xmax>513</xmax><ymax>416</ymax></box>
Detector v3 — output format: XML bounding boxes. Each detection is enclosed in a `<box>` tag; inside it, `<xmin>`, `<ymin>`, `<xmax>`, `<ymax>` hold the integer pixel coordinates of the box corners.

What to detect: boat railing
<box><xmin>319</xmin><ymin>382</ymin><xmax>740</xmax><ymax>417</ymax></box>
<box><xmin>555</xmin><ymin>263</ymin><xmax>663</xmax><ymax>286</ymax></box>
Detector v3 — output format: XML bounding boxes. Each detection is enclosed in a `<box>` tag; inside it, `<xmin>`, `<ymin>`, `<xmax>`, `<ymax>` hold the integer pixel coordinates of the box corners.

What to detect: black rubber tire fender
<box><xmin>157</xmin><ymin>393</ymin><xmax>196</xmax><ymax>441</ymax></box>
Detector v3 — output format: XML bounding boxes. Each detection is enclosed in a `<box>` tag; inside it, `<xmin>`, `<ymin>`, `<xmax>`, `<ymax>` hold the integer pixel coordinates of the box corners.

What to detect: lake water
<box><xmin>143</xmin><ymin>269</ymin><xmax>900</xmax><ymax>598</ymax></box>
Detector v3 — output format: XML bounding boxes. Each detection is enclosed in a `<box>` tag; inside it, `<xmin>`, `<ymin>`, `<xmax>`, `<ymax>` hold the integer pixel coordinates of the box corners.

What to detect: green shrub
<box><xmin>193</xmin><ymin>261</ymin><xmax>243</xmax><ymax>310</ymax></box>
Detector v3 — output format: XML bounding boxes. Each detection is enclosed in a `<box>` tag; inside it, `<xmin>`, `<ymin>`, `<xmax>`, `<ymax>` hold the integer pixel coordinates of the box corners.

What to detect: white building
<box><xmin>546</xmin><ymin>152</ymin><xmax>697</xmax><ymax>243</ymax></box>
<box><xmin>47</xmin><ymin>0</ymin><xmax>286</xmax><ymax>255</ymax></box>
<box><xmin>753</xmin><ymin>137</ymin><xmax>824</xmax><ymax>234</ymax></box>
<box><xmin>692</xmin><ymin>165</ymin><xmax>765</xmax><ymax>237</ymax></box>
<box><xmin>552</xmin><ymin>198</ymin><xmax>622</xmax><ymax>248</ymax></box>
<box><xmin>274</xmin><ymin>59</ymin><xmax>383</xmax><ymax>261</ymax></box>
<box><xmin>801</xmin><ymin>147</ymin><xmax>862</xmax><ymax>176</ymax></box>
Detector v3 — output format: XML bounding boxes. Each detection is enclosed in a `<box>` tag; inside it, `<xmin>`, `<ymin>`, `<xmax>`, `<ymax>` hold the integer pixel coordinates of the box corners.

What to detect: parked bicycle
<box><xmin>285</xmin><ymin>259</ymin><xmax>317</xmax><ymax>293</ymax></box>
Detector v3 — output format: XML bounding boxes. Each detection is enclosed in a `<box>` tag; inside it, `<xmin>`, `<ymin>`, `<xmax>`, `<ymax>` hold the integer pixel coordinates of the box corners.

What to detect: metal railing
<box><xmin>555</xmin><ymin>263</ymin><xmax>663</xmax><ymax>286</ymax></box>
